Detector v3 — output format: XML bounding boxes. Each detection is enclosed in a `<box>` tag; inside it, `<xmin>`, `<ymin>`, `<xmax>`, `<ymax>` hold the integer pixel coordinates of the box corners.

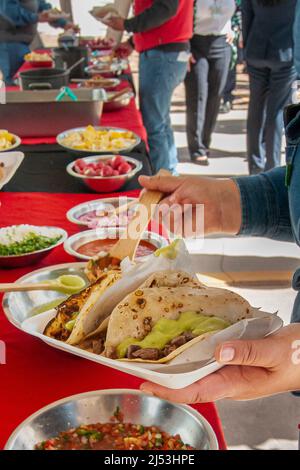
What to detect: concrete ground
<box><xmin>170</xmin><ymin>75</ymin><xmax>300</xmax><ymax>450</ymax></box>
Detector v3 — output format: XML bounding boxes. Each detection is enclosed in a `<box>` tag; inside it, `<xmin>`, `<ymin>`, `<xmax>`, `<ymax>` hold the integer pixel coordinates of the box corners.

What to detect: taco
<box><xmin>44</xmin><ymin>270</ymin><xmax>121</xmax><ymax>345</ymax></box>
<box><xmin>77</xmin><ymin>270</ymin><xmax>203</xmax><ymax>355</ymax></box>
<box><xmin>101</xmin><ymin>271</ymin><xmax>255</xmax><ymax>363</ymax></box>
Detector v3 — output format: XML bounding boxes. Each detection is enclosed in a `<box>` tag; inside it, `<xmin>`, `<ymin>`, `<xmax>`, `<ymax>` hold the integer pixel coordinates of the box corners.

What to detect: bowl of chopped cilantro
<box><xmin>0</xmin><ymin>225</ymin><xmax>68</xmax><ymax>268</ymax></box>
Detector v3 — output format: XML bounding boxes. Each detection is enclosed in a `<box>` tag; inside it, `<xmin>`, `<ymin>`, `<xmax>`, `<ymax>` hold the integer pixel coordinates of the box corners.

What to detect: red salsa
<box><xmin>77</xmin><ymin>238</ymin><xmax>156</xmax><ymax>258</ymax></box>
<box><xmin>35</xmin><ymin>423</ymin><xmax>194</xmax><ymax>450</ymax></box>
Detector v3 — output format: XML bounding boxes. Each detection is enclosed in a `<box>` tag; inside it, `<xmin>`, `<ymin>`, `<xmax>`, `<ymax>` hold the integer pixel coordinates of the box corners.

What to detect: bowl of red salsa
<box><xmin>63</xmin><ymin>228</ymin><xmax>168</xmax><ymax>261</ymax></box>
<box><xmin>5</xmin><ymin>390</ymin><xmax>219</xmax><ymax>450</ymax></box>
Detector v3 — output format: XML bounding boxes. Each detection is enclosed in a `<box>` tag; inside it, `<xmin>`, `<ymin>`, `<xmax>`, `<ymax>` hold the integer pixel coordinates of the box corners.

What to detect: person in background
<box><xmin>185</xmin><ymin>0</ymin><xmax>236</xmax><ymax>166</ymax></box>
<box><xmin>137</xmin><ymin>99</ymin><xmax>300</xmax><ymax>403</ymax></box>
<box><xmin>220</xmin><ymin>0</ymin><xmax>242</xmax><ymax>113</ymax></box>
<box><xmin>242</xmin><ymin>0</ymin><xmax>297</xmax><ymax>174</ymax></box>
<box><xmin>0</xmin><ymin>0</ymin><xmax>74</xmax><ymax>85</ymax></box>
<box><xmin>104</xmin><ymin>0</ymin><xmax>194</xmax><ymax>175</ymax></box>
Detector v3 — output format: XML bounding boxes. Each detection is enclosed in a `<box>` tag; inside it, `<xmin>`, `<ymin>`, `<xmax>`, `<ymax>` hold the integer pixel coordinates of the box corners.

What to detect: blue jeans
<box><xmin>139</xmin><ymin>49</ymin><xmax>188</xmax><ymax>174</ymax></box>
<box><xmin>247</xmin><ymin>59</ymin><xmax>296</xmax><ymax>172</ymax></box>
<box><xmin>0</xmin><ymin>42</ymin><xmax>30</xmax><ymax>85</ymax></box>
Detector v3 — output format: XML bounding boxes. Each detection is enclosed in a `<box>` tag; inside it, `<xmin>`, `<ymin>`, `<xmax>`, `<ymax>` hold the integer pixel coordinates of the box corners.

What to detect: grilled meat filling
<box><xmin>126</xmin><ymin>332</ymin><xmax>196</xmax><ymax>360</ymax></box>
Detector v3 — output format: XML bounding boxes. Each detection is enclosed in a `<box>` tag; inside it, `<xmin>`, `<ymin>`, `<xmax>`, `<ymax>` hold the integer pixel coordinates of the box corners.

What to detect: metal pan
<box><xmin>19</xmin><ymin>58</ymin><xmax>86</xmax><ymax>90</ymax></box>
<box><xmin>57</xmin><ymin>126</ymin><xmax>141</xmax><ymax>155</ymax></box>
<box><xmin>2</xmin><ymin>89</ymin><xmax>105</xmax><ymax>138</ymax></box>
<box><xmin>5</xmin><ymin>389</ymin><xmax>219</xmax><ymax>450</ymax></box>
<box><xmin>19</xmin><ymin>68</ymin><xmax>69</xmax><ymax>91</ymax></box>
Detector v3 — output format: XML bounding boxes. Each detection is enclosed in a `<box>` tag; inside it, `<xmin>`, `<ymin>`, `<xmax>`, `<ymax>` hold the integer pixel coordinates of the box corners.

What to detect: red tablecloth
<box><xmin>0</xmin><ymin>192</ymin><xmax>226</xmax><ymax>450</ymax></box>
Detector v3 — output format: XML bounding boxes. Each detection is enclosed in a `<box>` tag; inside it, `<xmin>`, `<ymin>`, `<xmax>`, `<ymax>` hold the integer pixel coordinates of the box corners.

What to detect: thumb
<box><xmin>138</xmin><ymin>174</ymin><xmax>182</xmax><ymax>194</ymax></box>
<box><xmin>215</xmin><ymin>337</ymin><xmax>280</xmax><ymax>369</ymax></box>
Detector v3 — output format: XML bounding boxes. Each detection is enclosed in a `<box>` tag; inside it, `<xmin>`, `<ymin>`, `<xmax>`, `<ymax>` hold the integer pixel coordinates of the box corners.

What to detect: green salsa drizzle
<box><xmin>117</xmin><ymin>311</ymin><xmax>231</xmax><ymax>359</ymax></box>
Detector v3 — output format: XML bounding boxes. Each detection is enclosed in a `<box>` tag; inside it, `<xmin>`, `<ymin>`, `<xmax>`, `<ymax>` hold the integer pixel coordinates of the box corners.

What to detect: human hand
<box><xmin>115</xmin><ymin>41</ymin><xmax>134</xmax><ymax>59</ymax></box>
<box><xmin>105</xmin><ymin>16</ymin><xmax>125</xmax><ymax>31</ymax></box>
<box><xmin>64</xmin><ymin>23</ymin><xmax>80</xmax><ymax>33</ymax></box>
<box><xmin>140</xmin><ymin>324</ymin><xmax>300</xmax><ymax>403</ymax></box>
<box><xmin>138</xmin><ymin>174</ymin><xmax>242</xmax><ymax>236</ymax></box>
<box><xmin>38</xmin><ymin>11</ymin><xmax>51</xmax><ymax>23</ymax></box>
<box><xmin>187</xmin><ymin>54</ymin><xmax>196</xmax><ymax>73</ymax></box>
<box><xmin>226</xmin><ymin>31</ymin><xmax>234</xmax><ymax>45</ymax></box>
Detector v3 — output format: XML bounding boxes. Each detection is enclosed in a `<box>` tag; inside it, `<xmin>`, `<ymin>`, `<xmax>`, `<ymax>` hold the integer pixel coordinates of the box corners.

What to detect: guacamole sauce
<box><xmin>117</xmin><ymin>311</ymin><xmax>231</xmax><ymax>359</ymax></box>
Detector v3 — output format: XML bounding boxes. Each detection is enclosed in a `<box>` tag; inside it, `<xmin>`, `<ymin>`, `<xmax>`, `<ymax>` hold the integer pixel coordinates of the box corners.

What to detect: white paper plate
<box><xmin>22</xmin><ymin>308</ymin><xmax>283</xmax><ymax>390</ymax></box>
<box><xmin>0</xmin><ymin>152</ymin><xmax>24</xmax><ymax>190</ymax></box>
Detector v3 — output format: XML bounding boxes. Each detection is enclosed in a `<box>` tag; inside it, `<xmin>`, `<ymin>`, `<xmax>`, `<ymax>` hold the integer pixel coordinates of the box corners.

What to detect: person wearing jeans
<box><xmin>185</xmin><ymin>0</ymin><xmax>235</xmax><ymax>166</ymax></box>
<box><xmin>105</xmin><ymin>0</ymin><xmax>194</xmax><ymax>174</ymax></box>
<box><xmin>242</xmin><ymin>0</ymin><xmax>297</xmax><ymax>174</ymax></box>
<box><xmin>139</xmin><ymin>49</ymin><xmax>188</xmax><ymax>173</ymax></box>
<box><xmin>138</xmin><ymin>101</ymin><xmax>300</xmax><ymax>402</ymax></box>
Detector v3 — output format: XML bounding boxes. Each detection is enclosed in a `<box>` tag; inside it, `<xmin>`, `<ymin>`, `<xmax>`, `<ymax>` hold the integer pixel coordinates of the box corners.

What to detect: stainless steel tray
<box><xmin>2</xmin><ymin>262</ymin><xmax>87</xmax><ymax>328</ymax></box>
<box><xmin>1</xmin><ymin>89</ymin><xmax>105</xmax><ymax>138</ymax></box>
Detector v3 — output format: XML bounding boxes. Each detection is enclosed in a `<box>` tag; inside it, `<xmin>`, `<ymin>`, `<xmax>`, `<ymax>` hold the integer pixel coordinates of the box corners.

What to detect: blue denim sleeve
<box><xmin>234</xmin><ymin>167</ymin><xmax>294</xmax><ymax>241</ymax></box>
<box><xmin>0</xmin><ymin>0</ymin><xmax>38</xmax><ymax>26</ymax></box>
<box><xmin>38</xmin><ymin>1</ymin><xmax>52</xmax><ymax>12</ymax></box>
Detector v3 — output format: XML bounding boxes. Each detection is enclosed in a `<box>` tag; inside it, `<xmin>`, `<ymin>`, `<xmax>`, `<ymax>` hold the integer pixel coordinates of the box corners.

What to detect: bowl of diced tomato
<box><xmin>66</xmin><ymin>154</ymin><xmax>143</xmax><ymax>193</ymax></box>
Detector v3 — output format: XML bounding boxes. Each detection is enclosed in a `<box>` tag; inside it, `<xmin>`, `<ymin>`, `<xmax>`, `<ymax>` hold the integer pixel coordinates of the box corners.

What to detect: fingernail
<box><xmin>219</xmin><ymin>346</ymin><xmax>235</xmax><ymax>363</ymax></box>
<box><xmin>158</xmin><ymin>203</ymin><xmax>170</xmax><ymax>216</ymax></box>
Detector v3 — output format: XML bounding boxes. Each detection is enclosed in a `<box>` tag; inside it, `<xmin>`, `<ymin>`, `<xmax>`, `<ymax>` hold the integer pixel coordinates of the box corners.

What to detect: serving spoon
<box><xmin>0</xmin><ymin>275</ymin><xmax>86</xmax><ymax>294</ymax></box>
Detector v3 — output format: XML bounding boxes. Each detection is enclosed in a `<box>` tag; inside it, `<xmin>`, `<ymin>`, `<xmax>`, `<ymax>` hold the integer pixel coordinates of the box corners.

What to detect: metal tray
<box><xmin>2</xmin><ymin>262</ymin><xmax>87</xmax><ymax>328</ymax></box>
<box><xmin>1</xmin><ymin>89</ymin><xmax>105</xmax><ymax>138</ymax></box>
<box><xmin>5</xmin><ymin>390</ymin><xmax>219</xmax><ymax>450</ymax></box>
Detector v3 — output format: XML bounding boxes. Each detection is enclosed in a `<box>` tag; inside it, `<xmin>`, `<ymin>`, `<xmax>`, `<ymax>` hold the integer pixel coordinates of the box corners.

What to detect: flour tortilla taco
<box><xmin>102</xmin><ymin>271</ymin><xmax>255</xmax><ymax>363</ymax></box>
<box><xmin>77</xmin><ymin>270</ymin><xmax>202</xmax><ymax>355</ymax></box>
<box><xmin>44</xmin><ymin>270</ymin><xmax>121</xmax><ymax>345</ymax></box>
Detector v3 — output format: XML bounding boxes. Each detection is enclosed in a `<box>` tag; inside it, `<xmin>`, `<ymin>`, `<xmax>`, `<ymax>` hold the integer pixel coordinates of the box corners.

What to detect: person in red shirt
<box><xmin>106</xmin><ymin>0</ymin><xmax>194</xmax><ymax>175</ymax></box>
